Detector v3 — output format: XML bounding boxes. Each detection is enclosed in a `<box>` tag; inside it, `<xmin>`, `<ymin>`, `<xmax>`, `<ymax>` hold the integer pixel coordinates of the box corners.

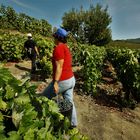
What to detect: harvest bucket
<box><xmin>57</xmin><ymin>98</ymin><xmax>73</xmax><ymax>120</ymax></box>
<box><xmin>35</xmin><ymin>59</ymin><xmax>42</xmax><ymax>69</ymax></box>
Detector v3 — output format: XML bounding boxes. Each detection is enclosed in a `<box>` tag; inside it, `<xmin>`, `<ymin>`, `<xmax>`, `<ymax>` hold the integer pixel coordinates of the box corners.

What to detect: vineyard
<box><xmin>0</xmin><ymin>30</ymin><xmax>140</xmax><ymax>139</ymax></box>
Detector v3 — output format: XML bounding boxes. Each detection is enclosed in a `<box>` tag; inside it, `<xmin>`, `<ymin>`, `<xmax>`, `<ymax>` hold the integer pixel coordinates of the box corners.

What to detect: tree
<box><xmin>62</xmin><ymin>4</ymin><xmax>112</xmax><ymax>46</ymax></box>
<box><xmin>62</xmin><ymin>8</ymin><xmax>79</xmax><ymax>36</ymax></box>
<box><xmin>5</xmin><ymin>6</ymin><xmax>17</xmax><ymax>29</ymax></box>
<box><xmin>0</xmin><ymin>5</ymin><xmax>8</xmax><ymax>28</ymax></box>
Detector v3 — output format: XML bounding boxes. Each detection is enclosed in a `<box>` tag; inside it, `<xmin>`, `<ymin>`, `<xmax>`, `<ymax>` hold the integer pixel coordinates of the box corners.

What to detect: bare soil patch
<box><xmin>3</xmin><ymin>61</ymin><xmax>140</xmax><ymax>140</ymax></box>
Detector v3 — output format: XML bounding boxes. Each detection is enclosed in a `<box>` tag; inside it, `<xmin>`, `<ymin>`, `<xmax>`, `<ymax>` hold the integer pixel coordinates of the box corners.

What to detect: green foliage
<box><xmin>34</xmin><ymin>35</ymin><xmax>54</xmax><ymax>59</ymax></box>
<box><xmin>70</xmin><ymin>41</ymin><xmax>140</xmax><ymax>108</ymax></box>
<box><xmin>66</xmin><ymin>40</ymin><xmax>81</xmax><ymax>66</ymax></box>
<box><xmin>77</xmin><ymin>45</ymin><xmax>107</xmax><ymax>94</ymax></box>
<box><xmin>0</xmin><ymin>66</ymin><xmax>87</xmax><ymax>139</ymax></box>
<box><xmin>0</xmin><ymin>31</ymin><xmax>25</xmax><ymax>61</ymax></box>
<box><xmin>62</xmin><ymin>4</ymin><xmax>112</xmax><ymax>46</ymax></box>
<box><xmin>0</xmin><ymin>4</ymin><xmax>52</xmax><ymax>36</ymax></box>
<box><xmin>62</xmin><ymin>7</ymin><xmax>83</xmax><ymax>40</ymax></box>
<box><xmin>84</xmin><ymin>4</ymin><xmax>112</xmax><ymax>45</ymax></box>
<box><xmin>0</xmin><ymin>31</ymin><xmax>53</xmax><ymax>77</ymax></box>
<box><xmin>107</xmin><ymin>47</ymin><xmax>140</xmax><ymax>102</ymax></box>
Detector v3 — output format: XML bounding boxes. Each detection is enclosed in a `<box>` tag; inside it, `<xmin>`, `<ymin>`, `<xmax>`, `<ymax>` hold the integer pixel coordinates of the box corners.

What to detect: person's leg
<box><xmin>63</xmin><ymin>88</ymin><xmax>78</xmax><ymax>127</ymax></box>
<box><xmin>31</xmin><ymin>56</ymin><xmax>36</xmax><ymax>72</ymax></box>
<box><xmin>41</xmin><ymin>81</ymin><xmax>56</xmax><ymax>99</ymax></box>
<box><xmin>59</xmin><ymin>77</ymin><xmax>78</xmax><ymax>126</ymax></box>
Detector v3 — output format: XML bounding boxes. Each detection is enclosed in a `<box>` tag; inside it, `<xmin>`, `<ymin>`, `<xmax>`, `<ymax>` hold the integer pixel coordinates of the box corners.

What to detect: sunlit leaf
<box><xmin>0</xmin><ymin>98</ymin><xmax>7</xmax><ymax>110</ymax></box>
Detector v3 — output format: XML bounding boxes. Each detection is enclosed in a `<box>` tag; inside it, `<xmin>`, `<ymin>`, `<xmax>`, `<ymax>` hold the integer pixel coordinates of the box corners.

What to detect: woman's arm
<box><xmin>54</xmin><ymin>59</ymin><xmax>64</xmax><ymax>93</ymax></box>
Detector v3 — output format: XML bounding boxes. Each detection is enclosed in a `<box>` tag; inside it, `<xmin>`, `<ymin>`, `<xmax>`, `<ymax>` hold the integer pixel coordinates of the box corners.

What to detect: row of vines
<box><xmin>107</xmin><ymin>48</ymin><xmax>140</xmax><ymax>105</ymax></box>
<box><xmin>0</xmin><ymin>31</ymin><xmax>140</xmax><ymax>105</ymax></box>
<box><xmin>1</xmin><ymin>31</ymin><xmax>140</xmax><ymax>104</ymax></box>
<box><xmin>0</xmin><ymin>30</ymin><xmax>140</xmax><ymax>139</ymax></box>
<box><xmin>0</xmin><ymin>31</ymin><xmax>89</xmax><ymax>139</ymax></box>
<box><xmin>0</xmin><ymin>30</ymin><xmax>53</xmax><ymax>78</ymax></box>
<box><xmin>0</xmin><ymin>65</ymin><xmax>87</xmax><ymax>139</ymax></box>
<box><xmin>73</xmin><ymin>44</ymin><xmax>140</xmax><ymax>108</ymax></box>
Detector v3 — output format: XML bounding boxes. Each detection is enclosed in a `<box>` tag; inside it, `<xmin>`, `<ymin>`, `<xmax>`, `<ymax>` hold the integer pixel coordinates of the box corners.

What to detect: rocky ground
<box><xmin>3</xmin><ymin>61</ymin><xmax>140</xmax><ymax>140</ymax></box>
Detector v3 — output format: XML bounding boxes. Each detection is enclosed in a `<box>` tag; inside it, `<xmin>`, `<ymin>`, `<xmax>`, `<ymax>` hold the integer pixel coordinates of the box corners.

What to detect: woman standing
<box><xmin>42</xmin><ymin>28</ymin><xmax>77</xmax><ymax>128</ymax></box>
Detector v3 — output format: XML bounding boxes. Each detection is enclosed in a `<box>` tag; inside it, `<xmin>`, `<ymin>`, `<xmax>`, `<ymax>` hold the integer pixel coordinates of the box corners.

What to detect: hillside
<box><xmin>126</xmin><ymin>38</ymin><xmax>140</xmax><ymax>44</ymax></box>
<box><xmin>114</xmin><ymin>38</ymin><xmax>140</xmax><ymax>44</ymax></box>
<box><xmin>109</xmin><ymin>40</ymin><xmax>140</xmax><ymax>49</ymax></box>
<box><xmin>0</xmin><ymin>5</ymin><xmax>52</xmax><ymax>37</ymax></box>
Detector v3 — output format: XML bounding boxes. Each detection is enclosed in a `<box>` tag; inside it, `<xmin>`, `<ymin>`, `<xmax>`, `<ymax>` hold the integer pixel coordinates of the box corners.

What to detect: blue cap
<box><xmin>54</xmin><ymin>28</ymin><xmax>68</xmax><ymax>38</ymax></box>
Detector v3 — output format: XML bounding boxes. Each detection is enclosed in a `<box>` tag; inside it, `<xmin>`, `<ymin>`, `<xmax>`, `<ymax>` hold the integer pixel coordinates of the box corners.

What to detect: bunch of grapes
<box><xmin>57</xmin><ymin>99</ymin><xmax>73</xmax><ymax>113</ymax></box>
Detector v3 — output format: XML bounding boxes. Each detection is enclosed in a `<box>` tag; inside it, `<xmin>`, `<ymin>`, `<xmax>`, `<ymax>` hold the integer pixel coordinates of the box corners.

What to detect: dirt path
<box><xmin>4</xmin><ymin>61</ymin><xmax>140</xmax><ymax>140</ymax></box>
<box><xmin>75</xmin><ymin>94</ymin><xmax>140</xmax><ymax>140</ymax></box>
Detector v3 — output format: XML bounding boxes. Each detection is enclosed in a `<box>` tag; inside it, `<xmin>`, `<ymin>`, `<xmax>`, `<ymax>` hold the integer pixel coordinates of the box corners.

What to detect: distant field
<box><xmin>108</xmin><ymin>40</ymin><xmax>140</xmax><ymax>49</ymax></box>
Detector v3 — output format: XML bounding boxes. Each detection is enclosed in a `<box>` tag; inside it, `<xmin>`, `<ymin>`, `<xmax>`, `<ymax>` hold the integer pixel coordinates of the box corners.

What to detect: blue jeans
<box><xmin>41</xmin><ymin>76</ymin><xmax>77</xmax><ymax>126</ymax></box>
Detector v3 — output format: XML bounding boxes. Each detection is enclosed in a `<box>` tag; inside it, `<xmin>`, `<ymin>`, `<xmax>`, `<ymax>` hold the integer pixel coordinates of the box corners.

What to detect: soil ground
<box><xmin>3</xmin><ymin>61</ymin><xmax>140</xmax><ymax>140</ymax></box>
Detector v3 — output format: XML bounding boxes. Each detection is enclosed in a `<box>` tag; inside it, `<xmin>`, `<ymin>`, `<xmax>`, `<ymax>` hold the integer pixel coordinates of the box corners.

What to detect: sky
<box><xmin>0</xmin><ymin>0</ymin><xmax>140</xmax><ymax>40</ymax></box>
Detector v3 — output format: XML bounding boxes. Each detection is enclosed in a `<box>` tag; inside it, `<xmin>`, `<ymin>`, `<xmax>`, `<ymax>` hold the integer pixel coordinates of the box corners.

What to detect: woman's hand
<box><xmin>54</xmin><ymin>81</ymin><xmax>59</xmax><ymax>94</ymax></box>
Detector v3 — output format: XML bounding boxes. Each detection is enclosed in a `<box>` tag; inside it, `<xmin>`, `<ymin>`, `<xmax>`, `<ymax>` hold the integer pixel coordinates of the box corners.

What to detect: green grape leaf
<box><xmin>32</xmin><ymin>119</ymin><xmax>44</xmax><ymax>129</ymax></box>
<box><xmin>23</xmin><ymin>128</ymin><xmax>36</xmax><ymax>140</ymax></box>
<box><xmin>68</xmin><ymin>128</ymin><xmax>79</xmax><ymax>136</ymax></box>
<box><xmin>37</xmin><ymin>128</ymin><xmax>48</xmax><ymax>139</ymax></box>
<box><xmin>14</xmin><ymin>95</ymin><xmax>30</xmax><ymax>105</ymax></box>
<box><xmin>18</xmin><ymin>105</ymin><xmax>37</xmax><ymax>134</ymax></box>
<box><xmin>7</xmin><ymin>131</ymin><xmax>21</xmax><ymax>140</ymax></box>
<box><xmin>0</xmin><ymin>98</ymin><xmax>7</xmax><ymax>110</ymax></box>
<box><xmin>0</xmin><ymin>88</ymin><xmax>4</xmax><ymax>96</ymax></box>
<box><xmin>48</xmin><ymin>100</ymin><xmax>59</xmax><ymax>113</ymax></box>
<box><xmin>0</xmin><ymin>124</ymin><xmax>5</xmax><ymax>133</ymax></box>
<box><xmin>0</xmin><ymin>112</ymin><xmax>4</xmax><ymax>122</ymax></box>
<box><xmin>37</xmin><ymin>128</ymin><xmax>55</xmax><ymax>140</ymax></box>
<box><xmin>12</xmin><ymin>110</ymin><xmax>24</xmax><ymax>128</ymax></box>
<box><xmin>0</xmin><ymin>133</ymin><xmax>7</xmax><ymax>139</ymax></box>
<box><xmin>5</xmin><ymin>85</ymin><xmax>15</xmax><ymax>99</ymax></box>
<box><xmin>45</xmin><ymin>117</ymin><xmax>51</xmax><ymax>131</ymax></box>
<box><xmin>8</xmin><ymin>78</ymin><xmax>21</xmax><ymax>92</ymax></box>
